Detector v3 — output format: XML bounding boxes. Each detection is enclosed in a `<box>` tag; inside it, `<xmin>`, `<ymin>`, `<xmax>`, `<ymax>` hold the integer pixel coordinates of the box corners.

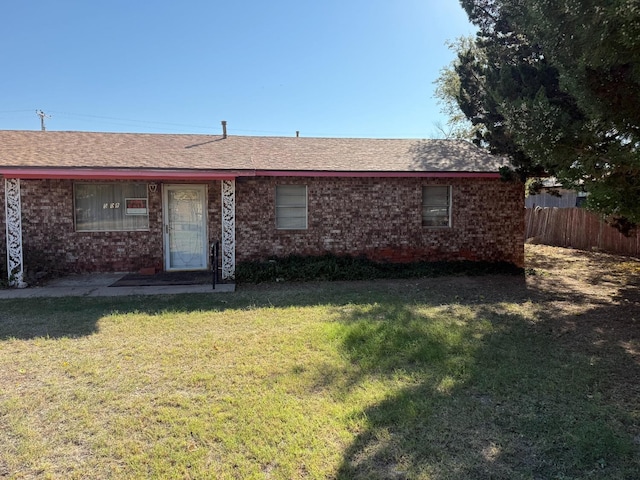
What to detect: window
<box><xmin>422</xmin><ymin>186</ymin><xmax>451</xmax><ymax>227</ymax></box>
<box><xmin>276</xmin><ymin>185</ymin><xmax>307</xmax><ymax>229</ymax></box>
<box><xmin>74</xmin><ymin>183</ymin><xmax>149</xmax><ymax>232</ymax></box>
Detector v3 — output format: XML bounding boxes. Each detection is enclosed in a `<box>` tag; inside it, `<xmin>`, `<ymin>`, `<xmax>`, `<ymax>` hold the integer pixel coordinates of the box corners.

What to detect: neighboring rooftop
<box><xmin>0</xmin><ymin>130</ymin><xmax>508</xmax><ymax>174</ymax></box>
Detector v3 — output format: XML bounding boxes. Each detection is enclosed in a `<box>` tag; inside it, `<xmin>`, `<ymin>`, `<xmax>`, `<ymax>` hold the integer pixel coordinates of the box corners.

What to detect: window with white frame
<box><xmin>74</xmin><ymin>183</ymin><xmax>149</xmax><ymax>232</ymax></box>
<box><xmin>422</xmin><ymin>185</ymin><xmax>451</xmax><ymax>227</ymax></box>
<box><xmin>275</xmin><ymin>185</ymin><xmax>307</xmax><ymax>229</ymax></box>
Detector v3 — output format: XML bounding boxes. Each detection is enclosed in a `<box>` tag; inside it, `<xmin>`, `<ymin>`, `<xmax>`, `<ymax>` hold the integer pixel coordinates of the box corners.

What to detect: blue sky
<box><xmin>1</xmin><ymin>1</ymin><xmax>475</xmax><ymax>138</ymax></box>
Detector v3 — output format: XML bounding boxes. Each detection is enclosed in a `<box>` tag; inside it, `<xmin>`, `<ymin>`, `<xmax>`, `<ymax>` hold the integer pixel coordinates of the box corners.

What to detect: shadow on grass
<box><xmin>0</xmin><ymin>294</ymin><xmax>241</xmax><ymax>340</ymax></box>
<box><xmin>0</xmin><ymin>271</ymin><xmax>525</xmax><ymax>341</ymax></box>
<box><xmin>0</xmin><ymin>279</ymin><xmax>420</xmax><ymax>340</ymax></box>
<box><xmin>0</xmin><ymin>271</ymin><xmax>638</xmax><ymax>478</ymax></box>
<box><xmin>332</xmin><ymin>280</ymin><xmax>640</xmax><ymax>479</ymax></box>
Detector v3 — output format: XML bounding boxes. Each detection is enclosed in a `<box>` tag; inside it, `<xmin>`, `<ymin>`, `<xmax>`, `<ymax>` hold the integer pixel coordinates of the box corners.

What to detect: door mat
<box><xmin>110</xmin><ymin>271</ymin><xmax>213</xmax><ymax>287</ymax></box>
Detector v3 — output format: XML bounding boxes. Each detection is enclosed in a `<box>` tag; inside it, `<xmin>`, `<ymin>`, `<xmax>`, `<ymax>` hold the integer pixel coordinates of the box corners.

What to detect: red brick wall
<box><xmin>2</xmin><ymin>180</ymin><xmax>221</xmax><ymax>275</ymax></box>
<box><xmin>236</xmin><ymin>176</ymin><xmax>524</xmax><ymax>267</ymax></box>
<box><xmin>18</xmin><ymin>179</ymin><xmax>161</xmax><ymax>274</ymax></box>
<box><xmin>1</xmin><ymin>176</ymin><xmax>524</xmax><ymax>276</ymax></box>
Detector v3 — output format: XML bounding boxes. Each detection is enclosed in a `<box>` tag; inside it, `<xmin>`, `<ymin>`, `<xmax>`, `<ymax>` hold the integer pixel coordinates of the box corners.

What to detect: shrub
<box><xmin>236</xmin><ymin>253</ymin><xmax>522</xmax><ymax>284</ymax></box>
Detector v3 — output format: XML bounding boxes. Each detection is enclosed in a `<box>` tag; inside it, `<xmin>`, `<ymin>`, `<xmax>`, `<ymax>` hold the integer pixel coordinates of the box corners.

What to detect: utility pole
<box><xmin>36</xmin><ymin>110</ymin><xmax>51</xmax><ymax>131</ymax></box>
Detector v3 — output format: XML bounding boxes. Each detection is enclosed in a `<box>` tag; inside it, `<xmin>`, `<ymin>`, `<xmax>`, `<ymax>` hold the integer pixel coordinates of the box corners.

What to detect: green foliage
<box><xmin>524</xmin><ymin>177</ymin><xmax>544</xmax><ymax>197</ymax></box>
<box><xmin>236</xmin><ymin>253</ymin><xmax>522</xmax><ymax>283</ymax></box>
<box><xmin>452</xmin><ymin>0</ymin><xmax>640</xmax><ymax>225</ymax></box>
<box><xmin>432</xmin><ymin>36</ymin><xmax>481</xmax><ymax>140</ymax></box>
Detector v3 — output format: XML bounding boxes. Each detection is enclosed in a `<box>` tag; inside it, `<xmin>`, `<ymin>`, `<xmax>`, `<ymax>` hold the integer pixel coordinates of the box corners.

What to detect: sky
<box><xmin>0</xmin><ymin>1</ymin><xmax>476</xmax><ymax>138</ymax></box>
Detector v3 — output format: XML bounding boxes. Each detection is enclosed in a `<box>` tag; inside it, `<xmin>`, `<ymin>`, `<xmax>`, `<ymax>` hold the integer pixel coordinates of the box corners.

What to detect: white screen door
<box><xmin>163</xmin><ymin>185</ymin><xmax>208</xmax><ymax>270</ymax></box>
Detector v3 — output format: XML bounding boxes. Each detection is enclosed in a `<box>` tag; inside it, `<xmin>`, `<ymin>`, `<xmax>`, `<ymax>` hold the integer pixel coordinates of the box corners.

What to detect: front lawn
<box><xmin>0</xmin><ymin>245</ymin><xmax>639</xmax><ymax>479</ymax></box>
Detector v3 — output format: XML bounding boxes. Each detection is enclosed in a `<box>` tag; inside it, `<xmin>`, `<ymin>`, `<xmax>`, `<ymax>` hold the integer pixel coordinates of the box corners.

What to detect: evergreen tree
<box><xmin>453</xmin><ymin>0</ymin><xmax>640</xmax><ymax>226</ymax></box>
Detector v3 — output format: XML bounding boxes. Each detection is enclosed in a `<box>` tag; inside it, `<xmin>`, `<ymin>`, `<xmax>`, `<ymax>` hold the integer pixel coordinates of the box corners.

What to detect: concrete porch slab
<box><xmin>0</xmin><ymin>273</ymin><xmax>235</xmax><ymax>299</ymax></box>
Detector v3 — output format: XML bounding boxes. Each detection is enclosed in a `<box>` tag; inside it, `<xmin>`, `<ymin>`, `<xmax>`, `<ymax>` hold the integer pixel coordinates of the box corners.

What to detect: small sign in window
<box><xmin>125</xmin><ymin>198</ymin><xmax>148</xmax><ymax>215</ymax></box>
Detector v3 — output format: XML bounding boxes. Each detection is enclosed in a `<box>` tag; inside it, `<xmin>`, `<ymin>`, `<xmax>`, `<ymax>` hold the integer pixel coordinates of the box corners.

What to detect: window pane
<box><xmin>423</xmin><ymin>206</ymin><xmax>448</xmax><ymax>217</ymax></box>
<box><xmin>277</xmin><ymin>206</ymin><xmax>305</xmax><ymax>218</ymax></box>
<box><xmin>423</xmin><ymin>186</ymin><xmax>449</xmax><ymax>205</ymax></box>
<box><xmin>276</xmin><ymin>185</ymin><xmax>306</xmax><ymax>206</ymax></box>
<box><xmin>277</xmin><ymin>215</ymin><xmax>306</xmax><ymax>229</ymax></box>
<box><xmin>422</xmin><ymin>211</ymin><xmax>450</xmax><ymax>227</ymax></box>
<box><xmin>75</xmin><ymin>183</ymin><xmax>149</xmax><ymax>231</ymax></box>
<box><xmin>276</xmin><ymin>185</ymin><xmax>307</xmax><ymax>230</ymax></box>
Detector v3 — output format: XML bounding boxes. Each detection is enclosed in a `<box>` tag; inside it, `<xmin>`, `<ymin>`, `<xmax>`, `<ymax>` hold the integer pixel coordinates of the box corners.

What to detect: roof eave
<box><xmin>0</xmin><ymin>167</ymin><xmax>251</xmax><ymax>180</ymax></box>
<box><xmin>253</xmin><ymin>170</ymin><xmax>502</xmax><ymax>178</ymax></box>
<box><xmin>0</xmin><ymin>167</ymin><xmax>503</xmax><ymax>180</ymax></box>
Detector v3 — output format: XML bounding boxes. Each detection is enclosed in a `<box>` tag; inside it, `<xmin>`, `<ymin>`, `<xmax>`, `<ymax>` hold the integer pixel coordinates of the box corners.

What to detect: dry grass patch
<box><xmin>0</xmin><ymin>245</ymin><xmax>639</xmax><ymax>479</ymax></box>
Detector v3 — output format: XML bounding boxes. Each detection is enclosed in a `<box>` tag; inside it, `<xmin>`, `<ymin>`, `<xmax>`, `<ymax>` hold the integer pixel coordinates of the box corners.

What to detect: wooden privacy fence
<box><xmin>525</xmin><ymin>207</ymin><xmax>640</xmax><ymax>257</ymax></box>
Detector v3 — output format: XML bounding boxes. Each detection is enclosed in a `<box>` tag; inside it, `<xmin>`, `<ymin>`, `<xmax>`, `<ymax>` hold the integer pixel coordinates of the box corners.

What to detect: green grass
<box><xmin>0</xmin><ymin>277</ymin><xmax>638</xmax><ymax>479</ymax></box>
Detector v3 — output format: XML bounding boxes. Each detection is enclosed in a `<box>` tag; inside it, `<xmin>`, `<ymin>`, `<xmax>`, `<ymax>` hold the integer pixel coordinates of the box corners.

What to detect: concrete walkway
<box><xmin>0</xmin><ymin>274</ymin><xmax>235</xmax><ymax>299</ymax></box>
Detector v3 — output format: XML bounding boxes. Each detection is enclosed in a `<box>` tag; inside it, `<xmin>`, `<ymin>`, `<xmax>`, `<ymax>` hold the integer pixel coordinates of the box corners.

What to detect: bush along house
<box><xmin>0</xmin><ymin>126</ymin><xmax>524</xmax><ymax>287</ymax></box>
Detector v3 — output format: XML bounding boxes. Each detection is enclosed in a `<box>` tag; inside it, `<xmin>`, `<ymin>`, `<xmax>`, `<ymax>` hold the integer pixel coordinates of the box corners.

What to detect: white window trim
<box><xmin>422</xmin><ymin>185</ymin><xmax>452</xmax><ymax>228</ymax></box>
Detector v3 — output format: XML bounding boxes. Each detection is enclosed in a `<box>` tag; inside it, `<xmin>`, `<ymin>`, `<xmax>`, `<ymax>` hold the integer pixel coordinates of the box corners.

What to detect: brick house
<box><xmin>0</xmin><ymin>130</ymin><xmax>524</xmax><ymax>287</ymax></box>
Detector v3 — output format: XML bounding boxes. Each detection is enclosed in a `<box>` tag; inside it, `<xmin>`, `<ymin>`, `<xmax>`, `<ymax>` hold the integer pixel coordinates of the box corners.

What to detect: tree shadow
<box><xmin>407</xmin><ymin>139</ymin><xmax>508</xmax><ymax>172</ymax></box>
<box><xmin>0</xmin><ymin>279</ymin><xmax>408</xmax><ymax>340</ymax></box>
<box><xmin>0</xmin><ymin>267</ymin><xmax>638</xmax><ymax>477</ymax></box>
<box><xmin>0</xmin><ymin>292</ymin><xmax>262</xmax><ymax>340</ymax></box>
<box><xmin>331</xmin><ymin>276</ymin><xmax>640</xmax><ymax>479</ymax></box>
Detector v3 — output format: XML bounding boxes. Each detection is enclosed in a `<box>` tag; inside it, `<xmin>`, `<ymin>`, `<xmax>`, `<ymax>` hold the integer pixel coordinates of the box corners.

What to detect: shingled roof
<box><xmin>0</xmin><ymin>130</ymin><xmax>508</xmax><ymax>177</ymax></box>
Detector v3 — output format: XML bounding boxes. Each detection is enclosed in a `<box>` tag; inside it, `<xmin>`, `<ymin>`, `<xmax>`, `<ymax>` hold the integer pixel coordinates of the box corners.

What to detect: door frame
<box><xmin>162</xmin><ymin>184</ymin><xmax>208</xmax><ymax>271</ymax></box>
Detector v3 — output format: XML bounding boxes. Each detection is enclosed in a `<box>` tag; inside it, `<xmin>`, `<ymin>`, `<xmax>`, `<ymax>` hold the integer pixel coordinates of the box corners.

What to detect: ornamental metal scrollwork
<box><xmin>4</xmin><ymin>178</ymin><xmax>27</xmax><ymax>288</ymax></box>
<box><xmin>221</xmin><ymin>179</ymin><xmax>236</xmax><ymax>280</ymax></box>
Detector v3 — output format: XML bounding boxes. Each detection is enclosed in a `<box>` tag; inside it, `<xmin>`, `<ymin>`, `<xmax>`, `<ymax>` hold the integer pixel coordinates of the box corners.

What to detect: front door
<box><xmin>163</xmin><ymin>184</ymin><xmax>208</xmax><ymax>271</ymax></box>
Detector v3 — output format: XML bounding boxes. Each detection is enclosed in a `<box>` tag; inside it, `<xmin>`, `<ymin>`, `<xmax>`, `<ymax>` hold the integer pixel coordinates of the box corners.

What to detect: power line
<box><xmin>46</xmin><ymin>111</ymin><xmax>428</xmax><ymax>137</ymax></box>
<box><xmin>0</xmin><ymin>108</ymin><xmax>432</xmax><ymax>138</ymax></box>
<box><xmin>49</xmin><ymin>111</ymin><xmax>213</xmax><ymax>130</ymax></box>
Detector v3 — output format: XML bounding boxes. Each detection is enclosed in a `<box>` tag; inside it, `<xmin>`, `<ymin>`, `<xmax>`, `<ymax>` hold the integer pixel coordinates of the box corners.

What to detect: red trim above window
<box><xmin>0</xmin><ymin>168</ymin><xmax>245</xmax><ymax>180</ymax></box>
<box><xmin>0</xmin><ymin>167</ymin><xmax>502</xmax><ymax>180</ymax></box>
<box><xmin>254</xmin><ymin>170</ymin><xmax>501</xmax><ymax>178</ymax></box>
